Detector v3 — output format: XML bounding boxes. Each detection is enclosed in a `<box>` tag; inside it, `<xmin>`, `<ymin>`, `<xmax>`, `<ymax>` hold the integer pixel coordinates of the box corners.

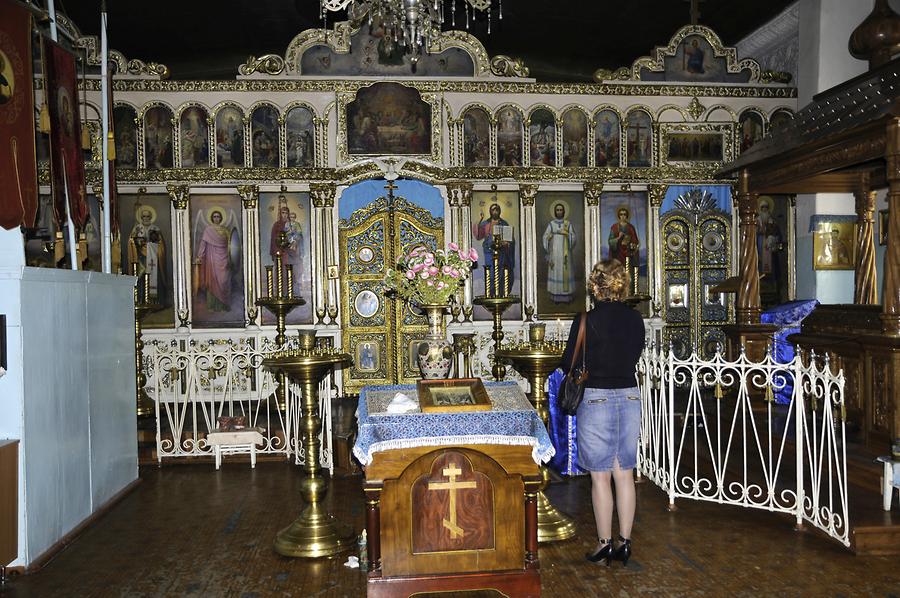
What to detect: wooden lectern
<box><xmin>355</xmin><ymin>383</ymin><xmax>550</xmax><ymax>597</ymax></box>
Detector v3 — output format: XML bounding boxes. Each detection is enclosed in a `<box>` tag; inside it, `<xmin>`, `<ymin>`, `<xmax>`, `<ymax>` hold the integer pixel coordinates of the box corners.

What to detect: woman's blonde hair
<box><xmin>589</xmin><ymin>259</ymin><xmax>629</xmax><ymax>301</ymax></box>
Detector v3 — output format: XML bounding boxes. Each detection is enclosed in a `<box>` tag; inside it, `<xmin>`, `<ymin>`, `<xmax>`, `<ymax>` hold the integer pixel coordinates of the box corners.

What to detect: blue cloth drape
<box><xmin>761</xmin><ymin>300</ymin><xmax>819</xmax><ymax>404</ymax></box>
<box><xmin>547</xmin><ymin>368</ymin><xmax>586</xmax><ymax>475</ymax></box>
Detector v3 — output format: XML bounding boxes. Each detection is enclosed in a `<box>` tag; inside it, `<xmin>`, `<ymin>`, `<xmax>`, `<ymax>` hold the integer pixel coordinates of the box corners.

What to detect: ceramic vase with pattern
<box><xmin>417</xmin><ymin>304</ymin><xmax>452</xmax><ymax>379</ymax></box>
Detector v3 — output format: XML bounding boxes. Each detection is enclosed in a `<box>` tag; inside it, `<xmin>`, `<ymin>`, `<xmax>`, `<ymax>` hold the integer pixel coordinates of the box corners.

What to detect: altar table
<box><xmin>355</xmin><ymin>382</ymin><xmax>552</xmax><ymax>598</ymax></box>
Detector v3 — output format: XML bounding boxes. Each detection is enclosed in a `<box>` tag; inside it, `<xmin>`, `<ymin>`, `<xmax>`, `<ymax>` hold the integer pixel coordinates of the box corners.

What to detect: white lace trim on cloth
<box><xmin>353</xmin><ymin>434</ymin><xmax>555</xmax><ymax>466</ymax></box>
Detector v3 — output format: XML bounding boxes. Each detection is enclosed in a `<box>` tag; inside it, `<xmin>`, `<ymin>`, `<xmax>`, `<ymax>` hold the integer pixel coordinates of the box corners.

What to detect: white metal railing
<box><xmin>637</xmin><ymin>345</ymin><xmax>849</xmax><ymax>548</ymax></box>
<box><xmin>145</xmin><ymin>334</ymin><xmax>335</xmax><ymax>470</ymax></box>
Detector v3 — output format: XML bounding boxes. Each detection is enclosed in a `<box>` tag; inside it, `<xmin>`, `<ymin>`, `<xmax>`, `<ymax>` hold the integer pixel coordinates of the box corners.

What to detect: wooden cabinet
<box><xmin>0</xmin><ymin>439</ymin><xmax>18</xmax><ymax>568</ymax></box>
<box><xmin>364</xmin><ymin>444</ymin><xmax>541</xmax><ymax>598</ymax></box>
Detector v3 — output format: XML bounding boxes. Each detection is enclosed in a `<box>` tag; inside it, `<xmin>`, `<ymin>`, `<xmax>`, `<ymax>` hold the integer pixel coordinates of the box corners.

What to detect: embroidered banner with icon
<box><xmin>44</xmin><ymin>38</ymin><xmax>88</xmax><ymax>230</ymax></box>
<box><xmin>0</xmin><ymin>0</ymin><xmax>38</xmax><ymax>229</ymax></box>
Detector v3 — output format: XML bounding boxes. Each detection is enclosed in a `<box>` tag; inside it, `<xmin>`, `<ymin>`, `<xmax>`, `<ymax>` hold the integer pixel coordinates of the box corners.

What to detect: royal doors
<box><xmin>660</xmin><ymin>188</ymin><xmax>732</xmax><ymax>359</ymax></box>
<box><xmin>339</xmin><ymin>192</ymin><xmax>444</xmax><ymax>393</ymax></box>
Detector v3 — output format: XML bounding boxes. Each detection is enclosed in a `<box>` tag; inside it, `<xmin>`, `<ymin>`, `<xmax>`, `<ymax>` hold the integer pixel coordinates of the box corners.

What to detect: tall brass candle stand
<box><xmin>496</xmin><ymin>332</ymin><xmax>577</xmax><ymax>543</ymax></box>
<box><xmin>473</xmin><ymin>232</ymin><xmax>519</xmax><ymax>381</ymax></box>
<box><xmin>134</xmin><ymin>270</ymin><xmax>162</xmax><ymax>418</ymax></box>
<box><xmin>256</xmin><ymin>241</ymin><xmax>306</xmax><ymax>410</ymax></box>
<box><xmin>263</xmin><ymin>331</ymin><xmax>354</xmax><ymax>558</ymax></box>
<box><xmin>623</xmin><ymin>256</ymin><xmax>651</xmax><ymax>307</ymax></box>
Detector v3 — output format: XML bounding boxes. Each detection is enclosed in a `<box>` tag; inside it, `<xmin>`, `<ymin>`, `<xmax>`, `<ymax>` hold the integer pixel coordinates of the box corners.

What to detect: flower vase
<box><xmin>417</xmin><ymin>303</ymin><xmax>453</xmax><ymax>379</ymax></box>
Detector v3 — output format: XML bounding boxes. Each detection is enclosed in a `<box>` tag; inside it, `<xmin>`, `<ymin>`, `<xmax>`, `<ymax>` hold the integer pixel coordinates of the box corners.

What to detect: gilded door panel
<box><xmin>661</xmin><ymin>190</ymin><xmax>731</xmax><ymax>359</ymax></box>
<box><xmin>340</xmin><ymin>195</ymin><xmax>443</xmax><ymax>393</ymax></box>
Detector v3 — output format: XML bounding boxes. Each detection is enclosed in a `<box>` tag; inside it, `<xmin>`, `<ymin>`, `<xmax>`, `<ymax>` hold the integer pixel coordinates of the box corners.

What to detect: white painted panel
<box><xmin>86</xmin><ymin>273</ymin><xmax>138</xmax><ymax>507</ymax></box>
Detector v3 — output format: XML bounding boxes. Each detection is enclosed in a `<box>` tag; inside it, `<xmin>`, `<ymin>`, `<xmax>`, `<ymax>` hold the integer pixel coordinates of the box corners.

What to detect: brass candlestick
<box><xmin>496</xmin><ymin>337</ymin><xmax>576</xmax><ymax>543</ymax></box>
<box><xmin>133</xmin><ymin>269</ymin><xmax>162</xmax><ymax>418</ymax></box>
<box><xmin>623</xmin><ymin>255</ymin><xmax>651</xmax><ymax>307</ymax></box>
<box><xmin>473</xmin><ymin>232</ymin><xmax>519</xmax><ymax>380</ymax></box>
<box><xmin>263</xmin><ymin>332</ymin><xmax>353</xmax><ymax>558</ymax></box>
<box><xmin>256</xmin><ymin>241</ymin><xmax>307</xmax><ymax>411</ymax></box>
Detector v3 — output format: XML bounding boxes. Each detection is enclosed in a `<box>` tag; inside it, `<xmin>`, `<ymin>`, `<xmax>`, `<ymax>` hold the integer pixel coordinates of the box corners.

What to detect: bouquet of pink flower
<box><xmin>384</xmin><ymin>242</ymin><xmax>478</xmax><ymax>305</ymax></box>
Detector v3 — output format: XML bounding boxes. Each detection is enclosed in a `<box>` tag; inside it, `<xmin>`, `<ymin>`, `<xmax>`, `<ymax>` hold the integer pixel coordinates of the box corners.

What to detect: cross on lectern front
<box><xmin>427</xmin><ymin>462</ymin><xmax>477</xmax><ymax>538</ymax></box>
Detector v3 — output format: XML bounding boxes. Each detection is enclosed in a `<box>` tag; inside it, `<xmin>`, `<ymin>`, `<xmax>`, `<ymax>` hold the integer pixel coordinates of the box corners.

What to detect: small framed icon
<box><xmin>357</xmin><ymin>246</ymin><xmax>375</xmax><ymax>263</ymax></box>
<box><xmin>354</xmin><ymin>289</ymin><xmax>380</xmax><ymax>318</ymax></box>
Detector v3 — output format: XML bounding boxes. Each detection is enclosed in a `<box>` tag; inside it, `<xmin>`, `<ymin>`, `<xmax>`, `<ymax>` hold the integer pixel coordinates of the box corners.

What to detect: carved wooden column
<box><xmin>518</xmin><ymin>184</ymin><xmax>538</xmax><ymax>319</ymax></box>
<box><xmin>167</xmin><ymin>184</ymin><xmax>191</xmax><ymax>328</ymax></box>
<box><xmin>854</xmin><ymin>172</ymin><xmax>878</xmax><ymax>305</ymax></box>
<box><xmin>446</xmin><ymin>181</ymin><xmax>473</xmax><ymax>320</ymax></box>
<box><xmin>238</xmin><ymin>185</ymin><xmax>260</xmax><ymax>326</ymax></box>
<box><xmin>883</xmin><ymin>118</ymin><xmax>900</xmax><ymax>336</ymax></box>
<box><xmin>723</xmin><ymin>170</ymin><xmax>775</xmax><ymax>361</ymax></box>
<box><xmin>583</xmin><ymin>182</ymin><xmax>603</xmax><ymax>276</ymax></box>
<box><xmin>311</xmin><ymin>182</ymin><xmax>338</xmax><ymax>325</ymax></box>
<box><xmin>735</xmin><ymin>169</ymin><xmax>762</xmax><ymax>326</ymax></box>
<box><xmin>648</xmin><ymin>184</ymin><xmax>667</xmax><ymax>313</ymax></box>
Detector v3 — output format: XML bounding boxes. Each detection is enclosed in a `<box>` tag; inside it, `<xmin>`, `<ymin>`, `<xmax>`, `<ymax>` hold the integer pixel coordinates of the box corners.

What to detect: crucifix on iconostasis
<box><xmin>684</xmin><ymin>0</ymin><xmax>705</xmax><ymax>25</ymax></box>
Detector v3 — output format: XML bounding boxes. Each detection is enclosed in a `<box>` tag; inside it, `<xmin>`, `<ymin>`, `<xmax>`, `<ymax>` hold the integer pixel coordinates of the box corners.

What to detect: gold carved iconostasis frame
<box><xmin>29</xmin><ymin>19</ymin><xmax>799</xmax><ymax>381</ymax></box>
<box><xmin>339</xmin><ymin>195</ymin><xmax>444</xmax><ymax>392</ymax></box>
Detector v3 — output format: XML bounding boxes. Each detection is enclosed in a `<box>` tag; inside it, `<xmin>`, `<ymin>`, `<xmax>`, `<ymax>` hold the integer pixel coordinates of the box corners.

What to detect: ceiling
<box><xmin>61</xmin><ymin>0</ymin><xmax>798</xmax><ymax>82</ymax></box>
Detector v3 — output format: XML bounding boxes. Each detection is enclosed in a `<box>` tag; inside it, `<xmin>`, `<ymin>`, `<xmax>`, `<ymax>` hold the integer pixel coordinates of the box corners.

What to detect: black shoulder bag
<box><xmin>559</xmin><ymin>314</ymin><xmax>588</xmax><ymax>416</ymax></box>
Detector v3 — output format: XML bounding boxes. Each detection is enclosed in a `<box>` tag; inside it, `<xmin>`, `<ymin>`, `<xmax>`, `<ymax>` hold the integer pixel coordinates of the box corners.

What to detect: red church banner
<box><xmin>0</xmin><ymin>0</ymin><xmax>38</xmax><ymax>229</ymax></box>
<box><xmin>44</xmin><ymin>38</ymin><xmax>88</xmax><ymax>230</ymax></box>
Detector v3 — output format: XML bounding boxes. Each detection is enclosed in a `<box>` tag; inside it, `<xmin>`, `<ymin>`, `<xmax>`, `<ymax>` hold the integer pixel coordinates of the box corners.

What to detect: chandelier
<box><xmin>319</xmin><ymin>0</ymin><xmax>499</xmax><ymax>61</ymax></box>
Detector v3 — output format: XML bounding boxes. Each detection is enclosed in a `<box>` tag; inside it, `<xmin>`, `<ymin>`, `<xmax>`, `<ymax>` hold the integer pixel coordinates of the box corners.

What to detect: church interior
<box><xmin>1</xmin><ymin>0</ymin><xmax>900</xmax><ymax>595</ymax></box>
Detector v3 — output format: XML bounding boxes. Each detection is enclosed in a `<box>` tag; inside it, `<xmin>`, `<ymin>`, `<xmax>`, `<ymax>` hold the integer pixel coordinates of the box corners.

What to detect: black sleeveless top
<box><xmin>559</xmin><ymin>301</ymin><xmax>645</xmax><ymax>389</ymax></box>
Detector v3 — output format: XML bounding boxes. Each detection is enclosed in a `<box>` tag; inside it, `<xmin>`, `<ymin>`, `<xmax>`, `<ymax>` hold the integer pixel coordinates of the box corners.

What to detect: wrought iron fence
<box><xmin>637</xmin><ymin>345</ymin><xmax>850</xmax><ymax>547</ymax></box>
<box><xmin>145</xmin><ymin>333</ymin><xmax>335</xmax><ymax>470</ymax></box>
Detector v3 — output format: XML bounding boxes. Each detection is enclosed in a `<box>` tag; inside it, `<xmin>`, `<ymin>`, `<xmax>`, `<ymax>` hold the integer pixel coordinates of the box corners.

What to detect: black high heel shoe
<box><xmin>585</xmin><ymin>539</ymin><xmax>613</xmax><ymax>565</ymax></box>
<box><xmin>611</xmin><ymin>536</ymin><xmax>632</xmax><ymax>566</ymax></box>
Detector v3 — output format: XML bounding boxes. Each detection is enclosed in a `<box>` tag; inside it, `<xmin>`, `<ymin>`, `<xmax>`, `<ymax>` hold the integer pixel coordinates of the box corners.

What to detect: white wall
<box><xmin>0</xmin><ymin>228</ymin><xmax>137</xmax><ymax>567</ymax></box>
<box><xmin>795</xmin><ymin>0</ymin><xmax>874</xmax><ymax>302</ymax></box>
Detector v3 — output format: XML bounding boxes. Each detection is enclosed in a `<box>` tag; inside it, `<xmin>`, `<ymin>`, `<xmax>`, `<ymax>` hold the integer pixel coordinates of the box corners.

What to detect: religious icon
<box><xmin>346</xmin><ymin>82</ymin><xmax>431</xmax><ymax>155</ymax></box>
<box><xmin>357</xmin><ymin>246</ymin><xmax>375</xmax><ymax>263</ymax></box>
<box><xmin>594</xmin><ymin>109</ymin><xmax>620</xmax><ymax>167</ymax></box>
<box><xmin>470</xmin><ymin>190</ymin><xmax>520</xmax><ymax>320</ymax></box>
<box><xmin>0</xmin><ymin>50</ymin><xmax>13</xmax><ymax>104</ymax></box>
<box><xmin>286</xmin><ymin>105</ymin><xmax>315</xmax><ymax>167</ymax></box>
<box><xmin>739</xmin><ymin>111</ymin><xmax>764</xmax><ymax>153</ymax></box>
<box><xmin>463</xmin><ymin>107</ymin><xmax>490</xmax><ymax>167</ymax></box>
<box><xmin>625</xmin><ymin>109</ymin><xmax>652</xmax><ymax>168</ymax></box>
<box><xmin>667</xmin><ymin>132</ymin><xmax>723</xmax><ymax>162</ymax></box>
<box><xmin>356</xmin><ymin>342</ymin><xmax>379</xmax><ymax>372</ymax></box>
<box><xmin>496</xmin><ymin>106</ymin><xmax>523</xmax><ymax>166</ymax></box>
<box><xmin>143</xmin><ymin>105</ymin><xmax>174</xmax><ymax>169</ymax></box>
<box><xmin>190</xmin><ymin>195</ymin><xmax>244</xmax><ymax>327</ymax></box>
<box><xmin>535</xmin><ymin>191</ymin><xmax>586</xmax><ymax>317</ymax></box>
<box><xmin>813</xmin><ymin>221</ymin><xmax>855</xmax><ymax>271</ymax></box>
<box><xmin>562</xmin><ymin>108</ymin><xmax>588</xmax><ymax>167</ymax></box>
<box><xmin>683</xmin><ymin>38</ymin><xmax>706</xmax><ymax>74</ymax></box>
<box><xmin>119</xmin><ymin>193</ymin><xmax>174</xmax><ymax>327</ymax></box>
<box><xmin>528</xmin><ymin>108</ymin><xmax>556</xmax><ymax>166</ymax></box>
<box><xmin>769</xmin><ymin>108</ymin><xmax>794</xmax><ymax>132</ymax></box>
<box><xmin>355</xmin><ymin>290</ymin><xmax>380</xmax><ymax>318</ymax></box>
<box><xmin>215</xmin><ymin>105</ymin><xmax>244</xmax><ymax>167</ymax></box>
<box><xmin>251</xmin><ymin>104</ymin><xmax>280</xmax><ymax>167</ymax></box>
<box><xmin>668</xmin><ymin>283</ymin><xmax>688</xmax><ymax>309</ymax></box>
<box><xmin>258</xmin><ymin>191</ymin><xmax>312</xmax><ymax>324</ymax></box>
<box><xmin>756</xmin><ymin>195</ymin><xmax>786</xmax><ymax>305</ymax></box>
<box><xmin>704</xmin><ymin>283</ymin><xmax>721</xmax><ymax>306</ymax></box>
<box><xmin>113</xmin><ymin>105</ymin><xmax>138</xmax><ymax>169</ymax></box>
<box><xmin>179</xmin><ymin>106</ymin><xmax>209</xmax><ymax>168</ymax></box>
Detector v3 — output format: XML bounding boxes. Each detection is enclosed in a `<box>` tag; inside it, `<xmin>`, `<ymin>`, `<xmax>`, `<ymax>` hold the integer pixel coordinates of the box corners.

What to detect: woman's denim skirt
<box><xmin>576</xmin><ymin>387</ymin><xmax>641</xmax><ymax>471</ymax></box>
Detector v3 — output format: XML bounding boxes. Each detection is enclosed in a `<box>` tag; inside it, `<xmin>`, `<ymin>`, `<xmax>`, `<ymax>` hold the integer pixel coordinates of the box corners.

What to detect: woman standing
<box><xmin>560</xmin><ymin>259</ymin><xmax>645</xmax><ymax>566</ymax></box>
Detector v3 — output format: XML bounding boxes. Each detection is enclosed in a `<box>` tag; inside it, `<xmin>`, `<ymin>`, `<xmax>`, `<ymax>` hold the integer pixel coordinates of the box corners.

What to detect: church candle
<box><xmin>286</xmin><ymin>265</ymin><xmax>294</xmax><ymax>298</ymax></box>
<box><xmin>275</xmin><ymin>257</ymin><xmax>283</xmax><ymax>298</ymax></box>
<box><xmin>265</xmin><ymin>266</ymin><xmax>274</xmax><ymax>298</ymax></box>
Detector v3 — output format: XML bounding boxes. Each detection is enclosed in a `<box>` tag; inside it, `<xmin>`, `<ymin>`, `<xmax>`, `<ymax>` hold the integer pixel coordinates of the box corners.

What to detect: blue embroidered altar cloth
<box><xmin>354</xmin><ymin>381</ymin><xmax>555</xmax><ymax>466</ymax></box>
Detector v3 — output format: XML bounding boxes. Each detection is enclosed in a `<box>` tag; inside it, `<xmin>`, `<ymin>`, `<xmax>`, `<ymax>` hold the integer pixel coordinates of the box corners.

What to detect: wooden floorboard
<box><xmin>2</xmin><ymin>463</ymin><xmax>898</xmax><ymax>597</ymax></box>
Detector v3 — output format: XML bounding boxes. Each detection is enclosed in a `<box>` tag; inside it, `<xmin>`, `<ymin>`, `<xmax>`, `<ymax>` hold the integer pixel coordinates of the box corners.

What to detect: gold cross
<box><xmin>427</xmin><ymin>463</ymin><xmax>477</xmax><ymax>539</ymax></box>
<box><xmin>684</xmin><ymin>0</ymin><xmax>704</xmax><ymax>25</ymax></box>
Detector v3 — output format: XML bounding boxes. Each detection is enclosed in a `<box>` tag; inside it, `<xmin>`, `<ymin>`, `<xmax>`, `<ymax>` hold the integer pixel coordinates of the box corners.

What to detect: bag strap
<box><xmin>568</xmin><ymin>313</ymin><xmax>587</xmax><ymax>373</ymax></box>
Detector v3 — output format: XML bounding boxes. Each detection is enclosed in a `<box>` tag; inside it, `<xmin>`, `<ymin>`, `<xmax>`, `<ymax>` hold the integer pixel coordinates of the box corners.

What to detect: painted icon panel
<box><xmin>529</xmin><ymin>108</ymin><xmax>556</xmax><ymax>166</ymax></box>
<box><xmin>259</xmin><ymin>191</ymin><xmax>312</xmax><ymax>324</ymax></box>
<box><xmin>470</xmin><ymin>190</ymin><xmax>521</xmax><ymax>320</ymax></box>
<box><xmin>190</xmin><ymin>194</ymin><xmax>245</xmax><ymax>327</ymax></box>
<box><xmin>143</xmin><ymin>105</ymin><xmax>174</xmax><ymax>169</ymax></box>
<box><xmin>535</xmin><ymin>191</ymin><xmax>586</xmax><ymax>317</ymax></box>
<box><xmin>215</xmin><ymin>106</ymin><xmax>244</xmax><ymax>167</ymax></box>
<box><xmin>496</xmin><ymin>106</ymin><xmax>523</xmax><ymax>166</ymax></box>
<box><xmin>594</xmin><ymin>109</ymin><xmax>620</xmax><ymax>167</ymax></box>
<box><xmin>286</xmin><ymin>106</ymin><xmax>315</xmax><ymax>167</ymax></box>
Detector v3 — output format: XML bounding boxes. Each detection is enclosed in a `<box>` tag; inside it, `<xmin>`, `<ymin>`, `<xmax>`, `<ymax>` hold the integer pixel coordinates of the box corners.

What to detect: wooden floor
<box><xmin>3</xmin><ymin>463</ymin><xmax>899</xmax><ymax>598</ymax></box>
